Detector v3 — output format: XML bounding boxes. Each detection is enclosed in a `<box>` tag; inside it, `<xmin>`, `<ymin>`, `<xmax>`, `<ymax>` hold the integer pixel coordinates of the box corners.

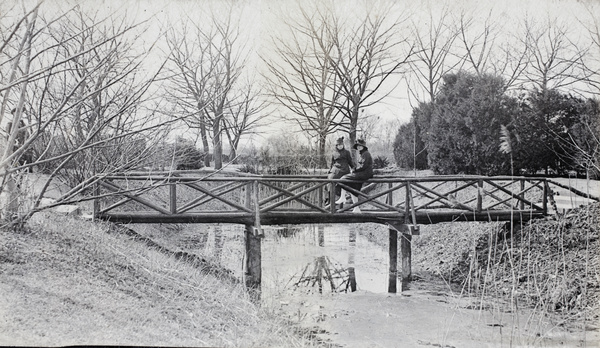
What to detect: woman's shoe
<box><xmin>335</xmin><ymin>197</ymin><xmax>345</xmax><ymax>204</ymax></box>
<box><xmin>352</xmin><ymin>207</ymin><xmax>361</xmax><ymax>213</ymax></box>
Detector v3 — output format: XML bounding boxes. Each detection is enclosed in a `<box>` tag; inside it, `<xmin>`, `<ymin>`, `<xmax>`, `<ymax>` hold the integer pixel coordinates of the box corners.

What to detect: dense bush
<box><xmin>373</xmin><ymin>156</ymin><xmax>390</xmax><ymax>169</ymax></box>
<box><xmin>174</xmin><ymin>141</ymin><xmax>205</xmax><ymax>170</ymax></box>
<box><xmin>237</xmin><ymin>163</ymin><xmax>259</xmax><ymax>174</ymax></box>
<box><xmin>423</xmin><ymin>73</ymin><xmax>517</xmax><ymax>175</ymax></box>
<box><xmin>394</xmin><ymin>71</ymin><xmax>600</xmax><ymax>177</ymax></box>
<box><xmin>459</xmin><ymin>203</ymin><xmax>600</xmax><ymax>314</ymax></box>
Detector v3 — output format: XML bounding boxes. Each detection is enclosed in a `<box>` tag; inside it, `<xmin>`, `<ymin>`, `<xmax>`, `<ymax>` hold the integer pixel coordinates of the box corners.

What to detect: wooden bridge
<box><xmin>93</xmin><ymin>172</ymin><xmax>550</xmax><ymax>296</ymax></box>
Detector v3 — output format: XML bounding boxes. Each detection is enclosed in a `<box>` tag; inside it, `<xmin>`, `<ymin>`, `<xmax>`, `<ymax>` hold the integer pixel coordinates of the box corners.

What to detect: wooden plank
<box><xmin>484</xmin><ymin>180</ymin><xmax>542</xmax><ymax>211</ymax></box>
<box><xmin>259</xmin><ymin>181</ymin><xmax>307</xmax><ymax>205</ymax></box>
<box><xmin>335</xmin><ymin>182</ymin><xmax>405</xmax><ymax>212</ymax></box>
<box><xmin>178</xmin><ymin>182</ymin><xmax>247</xmax><ymax>213</ymax></box>
<box><xmin>252</xmin><ymin>181</ymin><xmax>263</xmax><ymax>236</ymax></box>
<box><xmin>406</xmin><ymin>184</ymin><xmax>420</xmax><ymax>234</ymax></box>
<box><xmin>543</xmin><ymin>181</ymin><xmax>548</xmax><ymax>214</ymax></box>
<box><xmin>99</xmin><ymin>181</ymin><xmax>172</xmax><ymax>215</ymax></box>
<box><xmin>520</xmin><ymin>180</ymin><xmax>525</xmax><ymax>210</ymax></box>
<box><xmin>480</xmin><ymin>181</ymin><xmax>519</xmax><ymax>209</ymax></box>
<box><xmin>98</xmin><ymin>197</ymin><xmax>130</xmax><ymax>215</ymax></box>
<box><xmin>98</xmin><ymin>179</ymin><xmax>169</xmax><ymax>214</ymax></box>
<box><xmin>412</xmin><ymin>181</ymin><xmax>477</xmax><ymax>210</ymax></box>
<box><xmin>260</xmin><ymin>181</ymin><xmax>328</xmax><ymax>213</ymax></box>
<box><xmin>182</xmin><ymin>181</ymin><xmax>252</xmax><ymax>213</ymax></box>
<box><xmin>477</xmin><ymin>179</ymin><xmax>483</xmax><ymax>212</ymax></box>
<box><xmin>260</xmin><ymin>182</ymin><xmax>328</xmax><ymax>213</ymax></box>
<box><xmin>104</xmin><ymin>174</ymin><xmax>544</xmax><ymax>184</ymax></box>
<box><xmin>93</xmin><ymin>183</ymin><xmax>100</xmax><ymax>221</ymax></box>
<box><xmin>480</xmin><ymin>187</ymin><xmax>517</xmax><ymax>210</ymax></box>
<box><xmin>169</xmin><ymin>184</ymin><xmax>177</xmax><ymax>214</ymax></box>
<box><xmin>98</xmin><ymin>209</ymin><xmax>545</xmax><ymax>225</ymax></box>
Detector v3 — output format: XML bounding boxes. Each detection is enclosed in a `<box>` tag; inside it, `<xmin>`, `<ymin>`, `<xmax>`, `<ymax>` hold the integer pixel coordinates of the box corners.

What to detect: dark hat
<box><xmin>335</xmin><ymin>136</ymin><xmax>344</xmax><ymax>145</ymax></box>
<box><xmin>353</xmin><ymin>139</ymin><xmax>367</xmax><ymax>150</ymax></box>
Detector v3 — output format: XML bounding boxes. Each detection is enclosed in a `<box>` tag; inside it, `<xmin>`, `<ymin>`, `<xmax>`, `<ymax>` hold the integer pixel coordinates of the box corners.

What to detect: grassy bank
<box><xmin>362</xmin><ymin>203</ymin><xmax>600</xmax><ymax>329</ymax></box>
<box><xmin>0</xmin><ymin>212</ymin><xmax>315</xmax><ymax>347</ymax></box>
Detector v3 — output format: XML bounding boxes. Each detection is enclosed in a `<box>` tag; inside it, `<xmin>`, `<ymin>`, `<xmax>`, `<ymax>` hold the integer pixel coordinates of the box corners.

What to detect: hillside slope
<box><xmin>0</xmin><ymin>212</ymin><xmax>312</xmax><ymax>347</ymax></box>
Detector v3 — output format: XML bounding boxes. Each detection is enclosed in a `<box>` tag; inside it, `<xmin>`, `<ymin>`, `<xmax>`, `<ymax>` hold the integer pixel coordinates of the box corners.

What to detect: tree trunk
<box><xmin>318</xmin><ymin>133</ymin><xmax>327</xmax><ymax>168</ymax></box>
<box><xmin>213</xmin><ymin>110</ymin><xmax>223</xmax><ymax>170</ymax></box>
<box><xmin>200</xmin><ymin>113</ymin><xmax>210</xmax><ymax>167</ymax></box>
<box><xmin>349</xmin><ymin>106</ymin><xmax>359</xmax><ymax>160</ymax></box>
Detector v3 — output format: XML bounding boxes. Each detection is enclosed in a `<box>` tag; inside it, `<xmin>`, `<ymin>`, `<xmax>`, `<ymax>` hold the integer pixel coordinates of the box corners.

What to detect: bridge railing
<box><xmin>93</xmin><ymin>173</ymin><xmax>549</xmax><ymax>225</ymax></box>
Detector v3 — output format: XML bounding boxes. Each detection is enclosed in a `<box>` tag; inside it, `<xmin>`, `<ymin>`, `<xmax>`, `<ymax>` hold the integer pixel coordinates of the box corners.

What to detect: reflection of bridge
<box><xmin>94</xmin><ymin>172</ymin><xmax>551</xmax><ymax>296</ymax></box>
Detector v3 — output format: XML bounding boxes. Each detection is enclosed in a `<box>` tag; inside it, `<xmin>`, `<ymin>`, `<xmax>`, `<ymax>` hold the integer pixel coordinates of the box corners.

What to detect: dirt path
<box><xmin>549</xmin><ymin>178</ymin><xmax>600</xmax><ymax>213</ymax></box>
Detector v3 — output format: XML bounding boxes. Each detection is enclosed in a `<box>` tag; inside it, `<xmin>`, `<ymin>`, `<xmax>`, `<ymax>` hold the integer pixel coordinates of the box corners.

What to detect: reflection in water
<box><xmin>293</xmin><ymin>256</ymin><xmax>350</xmax><ymax>293</ymax></box>
<box><xmin>348</xmin><ymin>226</ymin><xmax>357</xmax><ymax>292</ymax></box>
<box><xmin>261</xmin><ymin>224</ymin><xmax>391</xmax><ymax>298</ymax></box>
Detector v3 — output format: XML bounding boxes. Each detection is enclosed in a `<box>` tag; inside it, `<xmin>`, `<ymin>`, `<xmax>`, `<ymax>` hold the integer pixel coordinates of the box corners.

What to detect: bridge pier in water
<box><xmin>244</xmin><ymin>224</ymin><xmax>262</xmax><ymax>302</ymax></box>
<box><xmin>388</xmin><ymin>223</ymin><xmax>414</xmax><ymax>293</ymax></box>
<box><xmin>388</xmin><ymin>226</ymin><xmax>398</xmax><ymax>292</ymax></box>
<box><xmin>242</xmin><ymin>222</ymin><xmax>414</xmax><ymax>297</ymax></box>
<box><xmin>400</xmin><ymin>230</ymin><xmax>412</xmax><ymax>290</ymax></box>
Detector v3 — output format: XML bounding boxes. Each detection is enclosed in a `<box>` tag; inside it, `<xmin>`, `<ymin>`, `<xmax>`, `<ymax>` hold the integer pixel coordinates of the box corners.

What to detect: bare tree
<box><xmin>0</xmin><ymin>4</ymin><xmax>168</xmax><ymax>227</ymax></box>
<box><xmin>454</xmin><ymin>8</ymin><xmax>530</xmax><ymax>91</ymax></box>
<box><xmin>455</xmin><ymin>8</ymin><xmax>495</xmax><ymax>77</ymax></box>
<box><xmin>327</xmin><ymin>8</ymin><xmax>414</xmax><ymax>150</ymax></box>
<box><xmin>407</xmin><ymin>4</ymin><xmax>459</xmax><ymax>103</ymax></box>
<box><xmin>264</xmin><ymin>7</ymin><xmax>343</xmax><ymax>168</ymax></box>
<box><xmin>222</xmin><ymin>79</ymin><xmax>267</xmax><ymax>161</ymax></box>
<box><xmin>578</xmin><ymin>2</ymin><xmax>600</xmax><ymax>96</ymax></box>
<box><xmin>164</xmin><ymin>9</ymin><xmax>248</xmax><ymax>170</ymax></box>
<box><xmin>164</xmin><ymin>23</ymin><xmax>214</xmax><ymax>167</ymax></box>
<box><xmin>520</xmin><ymin>16</ymin><xmax>588</xmax><ymax>92</ymax></box>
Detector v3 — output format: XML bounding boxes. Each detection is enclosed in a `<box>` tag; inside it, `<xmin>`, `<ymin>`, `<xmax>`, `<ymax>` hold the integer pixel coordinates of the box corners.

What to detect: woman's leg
<box><xmin>350</xmin><ymin>193</ymin><xmax>360</xmax><ymax>213</ymax></box>
<box><xmin>336</xmin><ymin>173</ymin><xmax>353</xmax><ymax>204</ymax></box>
<box><xmin>335</xmin><ymin>189</ymin><xmax>347</xmax><ymax>204</ymax></box>
<box><xmin>349</xmin><ymin>182</ymin><xmax>364</xmax><ymax>213</ymax></box>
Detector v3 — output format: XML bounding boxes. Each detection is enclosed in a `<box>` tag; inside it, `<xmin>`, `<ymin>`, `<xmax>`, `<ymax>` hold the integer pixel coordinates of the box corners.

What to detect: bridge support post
<box><xmin>400</xmin><ymin>230</ymin><xmax>412</xmax><ymax>290</ymax></box>
<box><xmin>388</xmin><ymin>226</ymin><xmax>398</xmax><ymax>293</ymax></box>
<box><xmin>244</xmin><ymin>224</ymin><xmax>262</xmax><ymax>302</ymax></box>
<box><xmin>388</xmin><ymin>223</ymin><xmax>413</xmax><ymax>292</ymax></box>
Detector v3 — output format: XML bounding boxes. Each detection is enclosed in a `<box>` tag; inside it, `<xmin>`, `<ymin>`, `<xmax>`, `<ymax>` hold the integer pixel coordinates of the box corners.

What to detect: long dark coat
<box><xmin>340</xmin><ymin>149</ymin><xmax>373</xmax><ymax>191</ymax></box>
<box><xmin>328</xmin><ymin>148</ymin><xmax>354</xmax><ymax>179</ymax></box>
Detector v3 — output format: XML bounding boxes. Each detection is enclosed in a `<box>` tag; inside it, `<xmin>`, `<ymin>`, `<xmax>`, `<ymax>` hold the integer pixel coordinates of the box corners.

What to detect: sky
<box><xmin>5</xmin><ymin>0</ymin><xmax>599</xmax><ymax>150</ymax></box>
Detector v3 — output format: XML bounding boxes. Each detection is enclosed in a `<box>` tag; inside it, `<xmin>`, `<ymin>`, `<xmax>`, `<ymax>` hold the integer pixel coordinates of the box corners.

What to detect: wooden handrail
<box><xmin>94</xmin><ymin>175</ymin><xmax>550</xmax><ymax>225</ymax></box>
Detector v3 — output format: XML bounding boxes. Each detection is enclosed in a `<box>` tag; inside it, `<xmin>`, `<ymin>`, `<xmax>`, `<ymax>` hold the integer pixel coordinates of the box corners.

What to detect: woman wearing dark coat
<box><xmin>336</xmin><ymin>139</ymin><xmax>373</xmax><ymax>212</ymax></box>
<box><xmin>328</xmin><ymin>137</ymin><xmax>354</xmax><ymax>199</ymax></box>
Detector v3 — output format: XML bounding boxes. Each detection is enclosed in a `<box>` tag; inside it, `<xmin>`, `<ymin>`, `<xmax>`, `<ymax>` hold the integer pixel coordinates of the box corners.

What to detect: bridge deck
<box><xmin>94</xmin><ymin>173</ymin><xmax>550</xmax><ymax>226</ymax></box>
<box><xmin>98</xmin><ymin>209</ymin><xmax>545</xmax><ymax>225</ymax></box>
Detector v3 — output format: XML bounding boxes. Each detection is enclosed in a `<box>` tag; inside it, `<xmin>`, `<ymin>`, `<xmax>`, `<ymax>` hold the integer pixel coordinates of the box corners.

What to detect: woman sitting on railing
<box><xmin>335</xmin><ymin>139</ymin><xmax>373</xmax><ymax>213</ymax></box>
<box><xmin>328</xmin><ymin>136</ymin><xmax>354</xmax><ymax>202</ymax></box>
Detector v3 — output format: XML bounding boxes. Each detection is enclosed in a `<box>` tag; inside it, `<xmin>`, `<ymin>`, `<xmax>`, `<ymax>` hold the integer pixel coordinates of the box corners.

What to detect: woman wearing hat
<box><xmin>328</xmin><ymin>136</ymin><xmax>354</xmax><ymax>201</ymax></box>
<box><xmin>335</xmin><ymin>139</ymin><xmax>373</xmax><ymax>213</ymax></box>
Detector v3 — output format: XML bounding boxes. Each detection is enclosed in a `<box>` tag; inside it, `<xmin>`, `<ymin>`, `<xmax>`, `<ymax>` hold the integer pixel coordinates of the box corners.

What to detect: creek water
<box><xmin>184</xmin><ymin>223</ymin><xmax>399</xmax><ymax>297</ymax></box>
<box><xmin>145</xmin><ymin>222</ymin><xmax>599</xmax><ymax>347</ymax></box>
<box><xmin>260</xmin><ymin>224</ymin><xmax>393</xmax><ymax>298</ymax></box>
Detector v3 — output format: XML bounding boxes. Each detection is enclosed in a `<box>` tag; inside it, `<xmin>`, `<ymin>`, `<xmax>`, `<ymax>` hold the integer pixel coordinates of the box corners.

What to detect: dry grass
<box><xmin>0</xmin><ymin>212</ymin><xmax>318</xmax><ymax>347</ymax></box>
<box><xmin>359</xmin><ymin>202</ymin><xmax>599</xmax><ymax>343</ymax></box>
